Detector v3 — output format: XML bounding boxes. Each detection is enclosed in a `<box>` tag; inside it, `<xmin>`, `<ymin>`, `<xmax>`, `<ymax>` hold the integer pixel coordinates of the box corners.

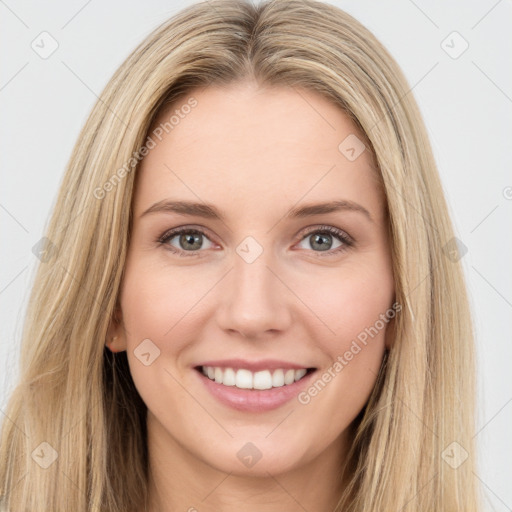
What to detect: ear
<box><xmin>105</xmin><ymin>306</ymin><xmax>127</xmax><ymax>353</ymax></box>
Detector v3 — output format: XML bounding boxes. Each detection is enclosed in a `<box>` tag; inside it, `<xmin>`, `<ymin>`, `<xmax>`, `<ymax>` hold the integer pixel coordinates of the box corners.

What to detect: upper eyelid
<box><xmin>159</xmin><ymin>225</ymin><xmax>216</xmax><ymax>243</ymax></box>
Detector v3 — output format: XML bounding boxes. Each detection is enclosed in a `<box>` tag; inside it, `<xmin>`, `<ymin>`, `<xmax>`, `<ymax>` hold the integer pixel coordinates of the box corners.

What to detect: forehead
<box><xmin>134</xmin><ymin>82</ymin><xmax>383</xmax><ymax>220</ymax></box>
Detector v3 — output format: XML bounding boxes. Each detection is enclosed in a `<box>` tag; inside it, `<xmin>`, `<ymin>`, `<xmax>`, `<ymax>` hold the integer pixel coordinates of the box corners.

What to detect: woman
<box><xmin>0</xmin><ymin>0</ymin><xmax>479</xmax><ymax>510</ymax></box>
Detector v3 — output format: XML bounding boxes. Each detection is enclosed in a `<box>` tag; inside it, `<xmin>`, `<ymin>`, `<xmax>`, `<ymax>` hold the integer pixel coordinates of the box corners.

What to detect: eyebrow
<box><xmin>140</xmin><ymin>199</ymin><xmax>373</xmax><ymax>223</ymax></box>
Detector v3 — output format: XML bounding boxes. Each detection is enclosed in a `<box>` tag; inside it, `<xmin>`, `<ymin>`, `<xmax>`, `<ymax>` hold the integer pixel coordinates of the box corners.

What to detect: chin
<box><xmin>199</xmin><ymin>437</ymin><xmax>312</xmax><ymax>477</ymax></box>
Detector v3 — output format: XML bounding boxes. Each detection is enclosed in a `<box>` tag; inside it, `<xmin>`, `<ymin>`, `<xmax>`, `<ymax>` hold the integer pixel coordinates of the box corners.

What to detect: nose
<box><xmin>215</xmin><ymin>248</ymin><xmax>293</xmax><ymax>340</ymax></box>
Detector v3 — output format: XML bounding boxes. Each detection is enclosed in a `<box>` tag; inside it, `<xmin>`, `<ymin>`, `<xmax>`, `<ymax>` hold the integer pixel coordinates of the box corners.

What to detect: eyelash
<box><xmin>157</xmin><ymin>225</ymin><xmax>354</xmax><ymax>258</ymax></box>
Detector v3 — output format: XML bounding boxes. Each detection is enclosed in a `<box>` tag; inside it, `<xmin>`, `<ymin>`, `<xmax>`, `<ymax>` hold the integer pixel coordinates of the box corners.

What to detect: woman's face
<box><xmin>110</xmin><ymin>81</ymin><xmax>395</xmax><ymax>477</ymax></box>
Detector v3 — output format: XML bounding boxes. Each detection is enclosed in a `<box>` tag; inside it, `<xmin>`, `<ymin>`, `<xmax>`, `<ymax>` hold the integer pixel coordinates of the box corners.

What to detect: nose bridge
<box><xmin>216</xmin><ymin>239</ymin><xmax>292</xmax><ymax>337</ymax></box>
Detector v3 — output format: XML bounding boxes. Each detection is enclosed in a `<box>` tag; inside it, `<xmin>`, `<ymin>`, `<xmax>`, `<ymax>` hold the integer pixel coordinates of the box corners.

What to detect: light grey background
<box><xmin>1</xmin><ymin>0</ymin><xmax>511</xmax><ymax>509</ymax></box>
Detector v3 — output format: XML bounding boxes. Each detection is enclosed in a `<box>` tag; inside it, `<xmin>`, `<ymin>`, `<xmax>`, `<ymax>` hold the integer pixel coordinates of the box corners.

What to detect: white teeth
<box><xmin>253</xmin><ymin>370</ymin><xmax>272</xmax><ymax>390</ymax></box>
<box><xmin>235</xmin><ymin>369</ymin><xmax>253</xmax><ymax>389</ymax></box>
<box><xmin>223</xmin><ymin>367</ymin><xmax>236</xmax><ymax>386</ymax></box>
<box><xmin>272</xmin><ymin>369</ymin><xmax>285</xmax><ymax>387</ymax></box>
<box><xmin>294</xmin><ymin>368</ymin><xmax>307</xmax><ymax>381</ymax></box>
<box><xmin>284</xmin><ymin>369</ymin><xmax>295</xmax><ymax>385</ymax></box>
<box><xmin>200</xmin><ymin>366</ymin><xmax>311</xmax><ymax>389</ymax></box>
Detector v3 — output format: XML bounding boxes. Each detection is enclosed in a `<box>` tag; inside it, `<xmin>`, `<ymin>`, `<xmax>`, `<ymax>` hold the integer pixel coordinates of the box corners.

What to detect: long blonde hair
<box><xmin>0</xmin><ymin>0</ymin><xmax>479</xmax><ymax>510</ymax></box>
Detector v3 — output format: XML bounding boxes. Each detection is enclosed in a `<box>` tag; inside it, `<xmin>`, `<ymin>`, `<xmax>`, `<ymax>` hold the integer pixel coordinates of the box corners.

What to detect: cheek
<box><xmin>119</xmin><ymin>263</ymin><xmax>200</xmax><ymax>415</ymax></box>
<box><xmin>294</xmin><ymin>263</ymin><xmax>393</xmax><ymax>410</ymax></box>
<box><xmin>120</xmin><ymin>260</ymin><xmax>205</xmax><ymax>345</ymax></box>
<box><xmin>296</xmin><ymin>259</ymin><xmax>394</xmax><ymax>343</ymax></box>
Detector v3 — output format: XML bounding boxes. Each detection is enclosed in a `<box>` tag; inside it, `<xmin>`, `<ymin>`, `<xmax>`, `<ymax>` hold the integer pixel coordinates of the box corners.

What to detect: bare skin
<box><xmin>107</xmin><ymin>79</ymin><xmax>395</xmax><ymax>512</ymax></box>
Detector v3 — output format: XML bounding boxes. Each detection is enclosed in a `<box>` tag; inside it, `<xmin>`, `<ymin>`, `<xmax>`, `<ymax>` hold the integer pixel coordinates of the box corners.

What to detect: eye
<box><xmin>295</xmin><ymin>225</ymin><xmax>353</xmax><ymax>256</ymax></box>
<box><xmin>157</xmin><ymin>224</ymin><xmax>354</xmax><ymax>258</ymax></box>
<box><xmin>158</xmin><ymin>227</ymin><xmax>216</xmax><ymax>257</ymax></box>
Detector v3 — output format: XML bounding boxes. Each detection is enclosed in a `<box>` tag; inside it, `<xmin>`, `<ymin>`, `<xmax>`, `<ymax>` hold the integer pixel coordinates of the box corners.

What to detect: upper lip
<box><xmin>195</xmin><ymin>358</ymin><xmax>316</xmax><ymax>372</ymax></box>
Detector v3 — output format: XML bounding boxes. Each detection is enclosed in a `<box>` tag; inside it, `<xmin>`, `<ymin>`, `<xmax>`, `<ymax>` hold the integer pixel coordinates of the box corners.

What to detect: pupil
<box><xmin>312</xmin><ymin>233</ymin><xmax>332</xmax><ymax>251</ymax></box>
<box><xmin>181</xmin><ymin>233</ymin><xmax>201</xmax><ymax>250</ymax></box>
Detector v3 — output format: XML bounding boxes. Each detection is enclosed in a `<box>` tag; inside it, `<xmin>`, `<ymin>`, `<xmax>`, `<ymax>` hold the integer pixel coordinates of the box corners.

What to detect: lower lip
<box><xmin>194</xmin><ymin>368</ymin><xmax>317</xmax><ymax>412</ymax></box>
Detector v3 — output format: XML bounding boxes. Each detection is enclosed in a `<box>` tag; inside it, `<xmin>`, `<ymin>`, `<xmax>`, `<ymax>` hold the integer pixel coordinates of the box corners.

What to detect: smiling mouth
<box><xmin>194</xmin><ymin>365</ymin><xmax>316</xmax><ymax>390</ymax></box>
